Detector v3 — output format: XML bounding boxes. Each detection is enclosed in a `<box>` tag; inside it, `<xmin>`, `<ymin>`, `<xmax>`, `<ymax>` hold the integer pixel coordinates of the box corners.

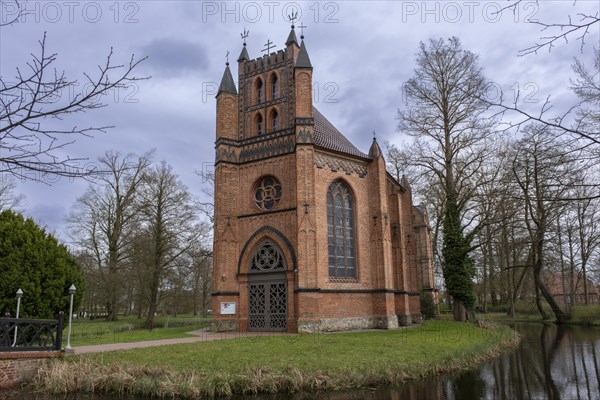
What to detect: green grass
<box><xmin>81</xmin><ymin>322</ymin><xmax>499</xmax><ymax>372</ymax></box>
<box><xmin>480</xmin><ymin>304</ymin><xmax>600</xmax><ymax>327</ymax></box>
<box><xmin>35</xmin><ymin>321</ymin><xmax>519</xmax><ymax>398</ymax></box>
<box><xmin>69</xmin><ymin>315</ymin><xmax>211</xmax><ymax>346</ymax></box>
<box><xmin>570</xmin><ymin>304</ymin><xmax>600</xmax><ymax>326</ymax></box>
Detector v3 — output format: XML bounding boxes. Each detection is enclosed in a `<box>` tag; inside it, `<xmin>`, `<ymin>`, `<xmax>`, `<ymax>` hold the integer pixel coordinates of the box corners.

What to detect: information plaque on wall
<box><xmin>220</xmin><ymin>302</ymin><xmax>236</xmax><ymax>315</ymax></box>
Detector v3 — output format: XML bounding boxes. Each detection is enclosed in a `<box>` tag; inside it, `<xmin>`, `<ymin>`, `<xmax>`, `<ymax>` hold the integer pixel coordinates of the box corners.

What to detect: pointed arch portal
<box><xmin>247</xmin><ymin>240</ymin><xmax>287</xmax><ymax>331</ymax></box>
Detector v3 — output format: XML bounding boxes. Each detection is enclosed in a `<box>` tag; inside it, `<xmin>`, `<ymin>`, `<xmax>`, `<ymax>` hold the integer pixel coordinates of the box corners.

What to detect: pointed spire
<box><xmin>400</xmin><ymin>175</ymin><xmax>411</xmax><ymax>189</ymax></box>
<box><xmin>286</xmin><ymin>10</ymin><xmax>299</xmax><ymax>46</ymax></box>
<box><xmin>368</xmin><ymin>133</ymin><xmax>382</xmax><ymax>158</ymax></box>
<box><xmin>238</xmin><ymin>46</ymin><xmax>249</xmax><ymax>62</ymax></box>
<box><xmin>238</xmin><ymin>28</ymin><xmax>250</xmax><ymax>62</ymax></box>
<box><xmin>286</xmin><ymin>26</ymin><xmax>298</xmax><ymax>46</ymax></box>
<box><xmin>295</xmin><ymin>39</ymin><xmax>312</xmax><ymax>69</ymax></box>
<box><xmin>217</xmin><ymin>63</ymin><xmax>237</xmax><ymax>96</ymax></box>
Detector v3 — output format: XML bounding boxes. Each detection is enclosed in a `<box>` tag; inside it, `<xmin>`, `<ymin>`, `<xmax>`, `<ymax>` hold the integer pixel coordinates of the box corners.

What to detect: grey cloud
<box><xmin>140</xmin><ymin>38</ymin><xmax>210</xmax><ymax>77</ymax></box>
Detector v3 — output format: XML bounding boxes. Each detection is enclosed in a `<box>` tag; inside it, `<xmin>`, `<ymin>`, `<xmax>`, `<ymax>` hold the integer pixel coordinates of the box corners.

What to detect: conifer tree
<box><xmin>0</xmin><ymin>210</ymin><xmax>84</xmax><ymax>318</ymax></box>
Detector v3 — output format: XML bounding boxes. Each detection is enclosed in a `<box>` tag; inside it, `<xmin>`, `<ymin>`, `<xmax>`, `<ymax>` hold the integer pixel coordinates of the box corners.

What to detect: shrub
<box><xmin>420</xmin><ymin>291</ymin><xmax>437</xmax><ymax>320</ymax></box>
<box><xmin>571</xmin><ymin>305</ymin><xmax>600</xmax><ymax>325</ymax></box>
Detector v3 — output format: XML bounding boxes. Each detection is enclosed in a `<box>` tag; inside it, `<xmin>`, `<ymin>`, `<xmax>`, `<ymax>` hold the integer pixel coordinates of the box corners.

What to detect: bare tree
<box><xmin>488</xmin><ymin>2</ymin><xmax>600</xmax><ymax>145</ymax></box>
<box><xmin>508</xmin><ymin>125</ymin><xmax>591</xmax><ymax>322</ymax></box>
<box><xmin>397</xmin><ymin>37</ymin><xmax>495</xmax><ymax>321</ymax></box>
<box><xmin>0</xmin><ymin>174</ymin><xmax>25</xmax><ymax>211</ymax></box>
<box><xmin>137</xmin><ymin>161</ymin><xmax>201</xmax><ymax>328</ymax></box>
<box><xmin>189</xmin><ymin>241</ymin><xmax>213</xmax><ymax>316</ymax></box>
<box><xmin>500</xmin><ymin>1</ymin><xmax>599</xmax><ymax>56</ymax></box>
<box><xmin>194</xmin><ymin>168</ymin><xmax>215</xmax><ymax>224</ymax></box>
<box><xmin>489</xmin><ymin>49</ymin><xmax>600</xmax><ymax>146</ymax></box>
<box><xmin>571</xmin><ymin>49</ymin><xmax>600</xmax><ymax>136</ymax></box>
<box><xmin>69</xmin><ymin>151</ymin><xmax>152</xmax><ymax>320</ymax></box>
<box><xmin>0</xmin><ymin>32</ymin><xmax>147</xmax><ymax>180</ymax></box>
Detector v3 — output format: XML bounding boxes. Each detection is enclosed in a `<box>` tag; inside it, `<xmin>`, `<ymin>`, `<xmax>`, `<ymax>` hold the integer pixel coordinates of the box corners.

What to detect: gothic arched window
<box><xmin>256</xmin><ymin>79</ymin><xmax>263</xmax><ymax>103</ymax></box>
<box><xmin>270</xmin><ymin>109</ymin><xmax>279</xmax><ymax>132</ymax></box>
<box><xmin>271</xmin><ymin>74</ymin><xmax>278</xmax><ymax>99</ymax></box>
<box><xmin>254</xmin><ymin>176</ymin><xmax>282</xmax><ymax>210</ymax></box>
<box><xmin>327</xmin><ymin>180</ymin><xmax>356</xmax><ymax>278</ymax></box>
<box><xmin>255</xmin><ymin>113</ymin><xmax>263</xmax><ymax>135</ymax></box>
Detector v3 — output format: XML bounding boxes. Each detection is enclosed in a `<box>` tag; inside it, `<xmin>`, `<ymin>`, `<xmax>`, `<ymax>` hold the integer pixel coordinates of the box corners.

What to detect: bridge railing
<box><xmin>0</xmin><ymin>312</ymin><xmax>64</xmax><ymax>352</ymax></box>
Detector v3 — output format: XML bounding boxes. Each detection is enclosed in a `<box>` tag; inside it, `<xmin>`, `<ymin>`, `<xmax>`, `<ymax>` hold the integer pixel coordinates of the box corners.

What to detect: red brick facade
<box><xmin>0</xmin><ymin>351</ymin><xmax>63</xmax><ymax>388</ymax></box>
<box><xmin>211</xmin><ymin>28</ymin><xmax>435</xmax><ymax>333</ymax></box>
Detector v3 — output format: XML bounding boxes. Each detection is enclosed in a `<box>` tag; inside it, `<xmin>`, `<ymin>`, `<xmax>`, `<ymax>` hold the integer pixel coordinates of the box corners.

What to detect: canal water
<box><xmin>3</xmin><ymin>323</ymin><xmax>599</xmax><ymax>400</ymax></box>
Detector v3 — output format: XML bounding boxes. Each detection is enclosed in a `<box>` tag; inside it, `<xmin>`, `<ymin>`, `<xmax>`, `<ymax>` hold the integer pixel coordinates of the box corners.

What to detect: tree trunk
<box><xmin>532</xmin><ymin>221</ymin><xmax>569</xmax><ymax>322</ymax></box>
<box><xmin>145</xmin><ymin>267</ymin><xmax>161</xmax><ymax>329</ymax></box>
<box><xmin>453</xmin><ymin>298</ymin><xmax>475</xmax><ymax>322</ymax></box>
<box><xmin>534</xmin><ymin>284</ymin><xmax>550</xmax><ymax>320</ymax></box>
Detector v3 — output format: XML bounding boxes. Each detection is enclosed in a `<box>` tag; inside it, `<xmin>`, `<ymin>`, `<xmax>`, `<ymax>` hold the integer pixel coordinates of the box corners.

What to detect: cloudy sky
<box><xmin>1</xmin><ymin>0</ymin><xmax>598</xmax><ymax>243</ymax></box>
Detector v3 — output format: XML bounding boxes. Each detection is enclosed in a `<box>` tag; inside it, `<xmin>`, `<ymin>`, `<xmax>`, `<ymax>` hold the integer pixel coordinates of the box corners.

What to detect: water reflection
<box><xmin>434</xmin><ymin>323</ymin><xmax>599</xmax><ymax>400</ymax></box>
<box><xmin>232</xmin><ymin>324</ymin><xmax>600</xmax><ymax>400</ymax></box>
<box><xmin>4</xmin><ymin>324</ymin><xmax>599</xmax><ymax>400</ymax></box>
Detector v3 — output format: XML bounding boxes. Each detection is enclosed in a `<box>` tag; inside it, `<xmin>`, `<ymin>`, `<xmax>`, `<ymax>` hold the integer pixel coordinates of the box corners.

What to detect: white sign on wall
<box><xmin>220</xmin><ymin>302</ymin><xmax>236</xmax><ymax>315</ymax></box>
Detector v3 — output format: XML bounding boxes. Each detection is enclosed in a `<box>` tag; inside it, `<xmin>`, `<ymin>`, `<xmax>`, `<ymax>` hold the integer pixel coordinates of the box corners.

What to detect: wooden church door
<box><xmin>247</xmin><ymin>240</ymin><xmax>287</xmax><ymax>331</ymax></box>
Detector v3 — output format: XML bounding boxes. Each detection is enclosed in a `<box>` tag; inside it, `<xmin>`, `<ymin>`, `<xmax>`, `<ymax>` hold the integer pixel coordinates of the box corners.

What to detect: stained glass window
<box><xmin>327</xmin><ymin>180</ymin><xmax>356</xmax><ymax>278</ymax></box>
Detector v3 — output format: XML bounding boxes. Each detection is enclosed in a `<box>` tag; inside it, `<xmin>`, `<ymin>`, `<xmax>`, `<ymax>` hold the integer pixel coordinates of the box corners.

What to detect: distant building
<box><xmin>210</xmin><ymin>25</ymin><xmax>436</xmax><ymax>333</ymax></box>
<box><xmin>545</xmin><ymin>272</ymin><xmax>599</xmax><ymax>305</ymax></box>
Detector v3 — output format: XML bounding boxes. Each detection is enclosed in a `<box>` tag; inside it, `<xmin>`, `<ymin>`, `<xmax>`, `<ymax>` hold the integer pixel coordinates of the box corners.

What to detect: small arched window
<box><xmin>271</xmin><ymin>109</ymin><xmax>279</xmax><ymax>132</ymax></box>
<box><xmin>256</xmin><ymin>79</ymin><xmax>263</xmax><ymax>103</ymax></box>
<box><xmin>271</xmin><ymin>75</ymin><xmax>278</xmax><ymax>99</ymax></box>
<box><xmin>256</xmin><ymin>113</ymin><xmax>263</xmax><ymax>135</ymax></box>
<box><xmin>327</xmin><ymin>180</ymin><xmax>356</xmax><ymax>279</ymax></box>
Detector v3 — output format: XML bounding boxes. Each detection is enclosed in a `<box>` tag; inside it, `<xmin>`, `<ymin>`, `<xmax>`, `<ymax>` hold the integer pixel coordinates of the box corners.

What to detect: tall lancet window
<box><xmin>256</xmin><ymin>113</ymin><xmax>263</xmax><ymax>135</ymax></box>
<box><xmin>327</xmin><ymin>180</ymin><xmax>356</xmax><ymax>279</ymax></box>
<box><xmin>256</xmin><ymin>79</ymin><xmax>263</xmax><ymax>103</ymax></box>
<box><xmin>271</xmin><ymin>75</ymin><xmax>278</xmax><ymax>99</ymax></box>
<box><xmin>271</xmin><ymin>109</ymin><xmax>279</xmax><ymax>132</ymax></box>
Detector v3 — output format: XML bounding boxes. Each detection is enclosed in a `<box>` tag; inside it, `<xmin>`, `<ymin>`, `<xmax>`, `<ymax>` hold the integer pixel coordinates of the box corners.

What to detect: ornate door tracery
<box><xmin>248</xmin><ymin>240</ymin><xmax>287</xmax><ymax>331</ymax></box>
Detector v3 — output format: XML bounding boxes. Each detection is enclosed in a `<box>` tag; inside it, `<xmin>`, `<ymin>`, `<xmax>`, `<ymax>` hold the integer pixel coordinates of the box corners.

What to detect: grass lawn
<box><xmin>36</xmin><ymin>320</ymin><xmax>519</xmax><ymax>398</ymax></box>
<box><xmin>69</xmin><ymin>315</ymin><xmax>211</xmax><ymax>346</ymax></box>
<box><xmin>478</xmin><ymin>304</ymin><xmax>600</xmax><ymax>327</ymax></box>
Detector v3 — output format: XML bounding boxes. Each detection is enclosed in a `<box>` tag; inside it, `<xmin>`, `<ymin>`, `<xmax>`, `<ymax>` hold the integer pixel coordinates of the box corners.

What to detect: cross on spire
<box><xmin>262</xmin><ymin>39</ymin><xmax>274</xmax><ymax>55</ymax></box>
<box><xmin>225</xmin><ymin>50</ymin><xmax>230</xmax><ymax>65</ymax></box>
<box><xmin>299</xmin><ymin>23</ymin><xmax>307</xmax><ymax>39</ymax></box>
<box><xmin>241</xmin><ymin>28</ymin><xmax>249</xmax><ymax>46</ymax></box>
<box><xmin>373</xmin><ymin>130</ymin><xmax>377</xmax><ymax>141</ymax></box>
<box><xmin>287</xmin><ymin>10</ymin><xmax>298</xmax><ymax>27</ymax></box>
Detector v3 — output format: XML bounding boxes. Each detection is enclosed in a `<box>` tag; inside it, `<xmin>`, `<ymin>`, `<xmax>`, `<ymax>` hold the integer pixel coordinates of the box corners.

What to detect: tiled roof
<box><xmin>217</xmin><ymin>65</ymin><xmax>237</xmax><ymax>96</ymax></box>
<box><xmin>313</xmin><ymin>107</ymin><xmax>369</xmax><ymax>159</ymax></box>
<box><xmin>286</xmin><ymin>28</ymin><xmax>299</xmax><ymax>46</ymax></box>
<box><xmin>295</xmin><ymin>40</ymin><xmax>312</xmax><ymax>69</ymax></box>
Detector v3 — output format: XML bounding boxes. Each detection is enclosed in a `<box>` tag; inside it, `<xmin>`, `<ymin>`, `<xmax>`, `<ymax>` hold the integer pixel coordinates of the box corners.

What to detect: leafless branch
<box><xmin>0</xmin><ymin>32</ymin><xmax>148</xmax><ymax>181</ymax></box>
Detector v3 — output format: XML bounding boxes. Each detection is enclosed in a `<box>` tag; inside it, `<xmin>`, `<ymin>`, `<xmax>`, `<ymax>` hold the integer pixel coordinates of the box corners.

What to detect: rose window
<box><xmin>254</xmin><ymin>176</ymin><xmax>282</xmax><ymax>210</ymax></box>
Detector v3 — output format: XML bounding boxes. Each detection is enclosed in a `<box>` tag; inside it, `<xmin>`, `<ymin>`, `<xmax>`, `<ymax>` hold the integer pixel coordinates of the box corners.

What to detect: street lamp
<box><xmin>12</xmin><ymin>289</ymin><xmax>23</xmax><ymax>347</ymax></box>
<box><xmin>65</xmin><ymin>284</ymin><xmax>76</xmax><ymax>351</ymax></box>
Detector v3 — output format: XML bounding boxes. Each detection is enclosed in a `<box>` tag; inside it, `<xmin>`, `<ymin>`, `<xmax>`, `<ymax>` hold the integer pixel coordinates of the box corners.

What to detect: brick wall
<box><xmin>212</xmin><ymin>33</ymin><xmax>431</xmax><ymax>333</ymax></box>
<box><xmin>0</xmin><ymin>351</ymin><xmax>63</xmax><ymax>388</ymax></box>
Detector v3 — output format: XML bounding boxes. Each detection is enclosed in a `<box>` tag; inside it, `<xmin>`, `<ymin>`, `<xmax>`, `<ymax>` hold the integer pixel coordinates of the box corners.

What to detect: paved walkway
<box><xmin>71</xmin><ymin>329</ymin><xmax>291</xmax><ymax>354</ymax></box>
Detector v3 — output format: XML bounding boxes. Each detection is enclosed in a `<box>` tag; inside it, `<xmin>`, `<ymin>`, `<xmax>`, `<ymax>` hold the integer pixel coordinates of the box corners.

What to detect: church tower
<box><xmin>211</xmin><ymin>24</ymin><xmax>435</xmax><ymax>333</ymax></box>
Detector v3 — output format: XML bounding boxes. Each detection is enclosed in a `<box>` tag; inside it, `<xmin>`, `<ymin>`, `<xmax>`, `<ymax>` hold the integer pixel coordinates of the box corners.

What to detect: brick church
<box><xmin>211</xmin><ymin>24</ymin><xmax>436</xmax><ymax>333</ymax></box>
